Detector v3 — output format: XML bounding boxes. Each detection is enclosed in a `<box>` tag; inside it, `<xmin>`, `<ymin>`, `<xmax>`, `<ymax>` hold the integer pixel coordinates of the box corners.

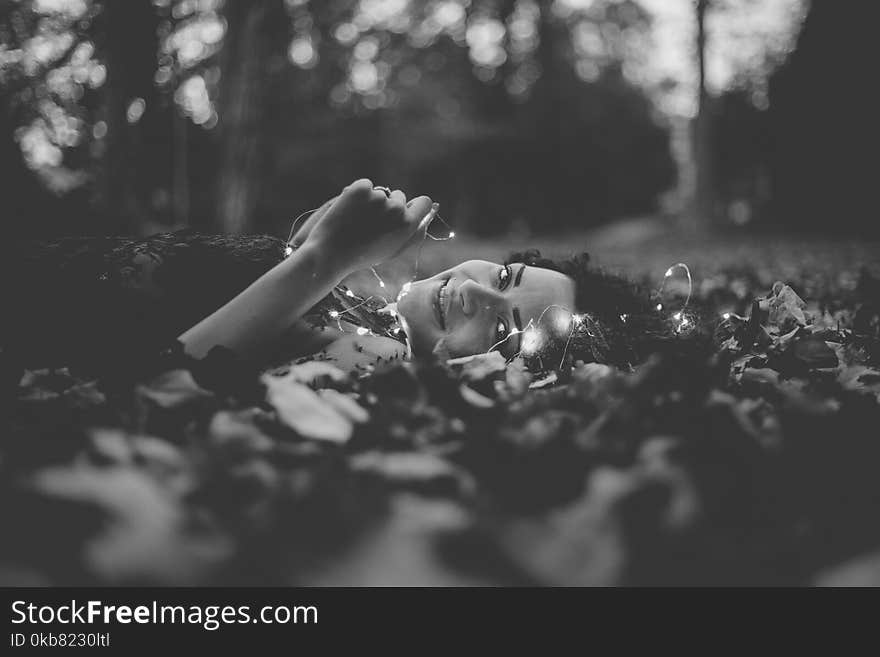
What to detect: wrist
<box><xmin>282</xmin><ymin>239</ymin><xmax>351</xmax><ymax>282</ymax></box>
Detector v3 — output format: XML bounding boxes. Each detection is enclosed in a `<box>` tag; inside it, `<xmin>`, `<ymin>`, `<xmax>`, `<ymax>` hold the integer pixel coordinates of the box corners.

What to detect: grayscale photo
<box><xmin>1</xmin><ymin>0</ymin><xmax>878</xmax><ymax>605</ymax></box>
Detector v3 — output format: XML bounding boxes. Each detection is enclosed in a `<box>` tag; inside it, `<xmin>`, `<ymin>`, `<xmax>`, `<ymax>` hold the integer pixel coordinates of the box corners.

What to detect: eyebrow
<box><xmin>508</xmin><ymin>266</ymin><xmax>526</xmax><ymax>354</ymax></box>
<box><xmin>511</xmin><ymin>307</ymin><xmax>523</xmax><ymax>355</ymax></box>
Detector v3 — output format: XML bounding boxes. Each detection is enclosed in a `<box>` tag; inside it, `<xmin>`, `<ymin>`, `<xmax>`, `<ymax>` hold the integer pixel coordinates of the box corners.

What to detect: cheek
<box><xmin>399</xmin><ymin>280</ymin><xmax>428</xmax><ymax>315</ymax></box>
<box><xmin>443</xmin><ymin>322</ymin><xmax>489</xmax><ymax>358</ymax></box>
<box><xmin>396</xmin><ymin>284</ymin><xmax>416</xmax><ymax>314</ymax></box>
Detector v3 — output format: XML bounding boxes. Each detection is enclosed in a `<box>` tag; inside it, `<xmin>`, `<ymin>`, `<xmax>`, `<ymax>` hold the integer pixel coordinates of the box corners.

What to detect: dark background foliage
<box><xmin>2</xmin><ymin>0</ymin><xmax>874</xmax><ymax>241</ymax></box>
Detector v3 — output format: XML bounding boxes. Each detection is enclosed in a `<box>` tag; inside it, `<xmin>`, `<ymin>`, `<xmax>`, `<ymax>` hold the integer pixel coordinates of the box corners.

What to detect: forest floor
<box><xmin>3</xmin><ymin>221</ymin><xmax>880</xmax><ymax>586</ymax></box>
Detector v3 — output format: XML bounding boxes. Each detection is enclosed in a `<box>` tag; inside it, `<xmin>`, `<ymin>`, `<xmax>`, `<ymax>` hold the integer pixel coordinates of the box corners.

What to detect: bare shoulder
<box><xmin>322</xmin><ymin>333</ymin><xmax>408</xmax><ymax>374</ymax></box>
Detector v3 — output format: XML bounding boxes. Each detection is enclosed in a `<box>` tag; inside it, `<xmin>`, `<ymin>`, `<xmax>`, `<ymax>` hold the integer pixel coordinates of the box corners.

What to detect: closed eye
<box><xmin>494</xmin><ymin>317</ymin><xmax>509</xmax><ymax>344</ymax></box>
<box><xmin>492</xmin><ymin>317</ymin><xmax>511</xmax><ymax>354</ymax></box>
<box><xmin>497</xmin><ymin>264</ymin><xmax>513</xmax><ymax>291</ymax></box>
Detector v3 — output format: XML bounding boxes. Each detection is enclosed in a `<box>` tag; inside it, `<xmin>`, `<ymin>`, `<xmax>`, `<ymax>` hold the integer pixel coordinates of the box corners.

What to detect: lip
<box><xmin>434</xmin><ymin>277</ymin><xmax>450</xmax><ymax>330</ymax></box>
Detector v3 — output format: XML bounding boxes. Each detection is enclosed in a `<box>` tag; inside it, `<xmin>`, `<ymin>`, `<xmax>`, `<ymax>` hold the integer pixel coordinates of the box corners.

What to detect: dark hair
<box><xmin>505</xmin><ymin>249</ymin><xmax>708</xmax><ymax>372</ymax></box>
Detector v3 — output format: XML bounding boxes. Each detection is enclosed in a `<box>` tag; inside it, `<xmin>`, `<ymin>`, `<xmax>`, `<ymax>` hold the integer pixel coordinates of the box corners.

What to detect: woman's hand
<box><xmin>302</xmin><ymin>179</ymin><xmax>433</xmax><ymax>276</ymax></box>
<box><xmin>288</xmin><ymin>196</ymin><xmax>336</xmax><ymax>249</ymax></box>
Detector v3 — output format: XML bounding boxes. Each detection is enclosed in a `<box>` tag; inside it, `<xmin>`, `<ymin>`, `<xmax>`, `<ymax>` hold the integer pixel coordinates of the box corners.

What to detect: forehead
<box><xmin>512</xmin><ymin>265</ymin><xmax>576</xmax><ymax>325</ymax></box>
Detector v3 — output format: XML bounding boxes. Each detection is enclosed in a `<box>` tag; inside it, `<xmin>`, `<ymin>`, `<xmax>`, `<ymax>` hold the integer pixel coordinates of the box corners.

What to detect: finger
<box><xmin>369</xmin><ymin>188</ymin><xmax>393</xmax><ymax>205</ymax></box>
<box><xmin>345</xmin><ymin>178</ymin><xmax>374</xmax><ymax>198</ymax></box>
<box><xmin>300</xmin><ymin>196</ymin><xmax>338</xmax><ymax>234</ymax></box>
<box><xmin>389</xmin><ymin>189</ymin><xmax>407</xmax><ymax>208</ymax></box>
<box><xmin>384</xmin><ymin>191</ymin><xmax>407</xmax><ymax>224</ymax></box>
<box><xmin>312</xmin><ymin>195</ymin><xmax>338</xmax><ymax>220</ymax></box>
<box><xmin>403</xmin><ymin>196</ymin><xmax>434</xmax><ymax>228</ymax></box>
<box><xmin>388</xmin><ymin>197</ymin><xmax>434</xmax><ymax>260</ymax></box>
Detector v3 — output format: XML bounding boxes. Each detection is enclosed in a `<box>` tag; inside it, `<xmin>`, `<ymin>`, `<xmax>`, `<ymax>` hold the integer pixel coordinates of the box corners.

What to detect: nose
<box><xmin>459</xmin><ymin>279</ymin><xmax>503</xmax><ymax>318</ymax></box>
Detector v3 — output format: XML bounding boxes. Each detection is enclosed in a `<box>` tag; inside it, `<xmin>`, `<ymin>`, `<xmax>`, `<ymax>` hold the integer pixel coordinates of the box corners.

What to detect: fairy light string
<box><xmin>284</xmin><ymin>195</ymin><xmax>454</xmax><ymax>347</ymax></box>
<box><xmin>484</xmin><ymin>261</ymin><xmax>699</xmax><ymax>371</ymax></box>
<box><xmin>483</xmin><ymin>301</ymin><xmax>610</xmax><ymax>373</ymax></box>
<box><xmin>287</xmin><ymin>198</ymin><xmax>700</xmax><ymax>374</ymax></box>
<box><xmin>654</xmin><ymin>262</ymin><xmax>695</xmax><ymax>335</ymax></box>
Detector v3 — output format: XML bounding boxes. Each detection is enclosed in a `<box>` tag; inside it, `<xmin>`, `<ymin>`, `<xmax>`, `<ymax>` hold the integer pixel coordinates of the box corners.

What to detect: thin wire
<box><xmin>425</xmin><ymin>212</ymin><xmax>455</xmax><ymax>241</ymax></box>
<box><xmin>487</xmin><ymin>304</ymin><xmax>576</xmax><ymax>357</ymax></box>
<box><xmin>488</xmin><ymin>323</ymin><xmax>526</xmax><ymax>354</ymax></box>
<box><xmin>331</xmin><ymin>296</ymin><xmax>378</xmax><ymax>335</ymax></box>
<box><xmin>370</xmin><ymin>267</ymin><xmax>386</xmax><ymax>289</ymax></box>
<box><xmin>286</xmin><ymin>207</ymin><xmax>320</xmax><ymax>246</ymax></box>
<box><xmin>656</xmin><ymin>262</ymin><xmax>693</xmax><ymax>310</ymax></box>
<box><xmin>284</xmin><ymin>198</ymin><xmax>453</xmax><ymax>349</ymax></box>
<box><xmin>558</xmin><ymin>320</ymin><xmax>577</xmax><ymax>370</ymax></box>
<box><xmin>411</xmin><ymin>203</ymin><xmax>441</xmax><ymax>279</ymax></box>
<box><xmin>285</xmin><ymin>199</ymin><xmax>616</xmax><ymax>373</ymax></box>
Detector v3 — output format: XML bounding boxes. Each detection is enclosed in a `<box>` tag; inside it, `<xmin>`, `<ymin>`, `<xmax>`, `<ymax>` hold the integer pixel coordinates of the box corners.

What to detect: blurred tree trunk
<box><xmin>97</xmin><ymin>0</ymin><xmax>160</xmax><ymax>234</ymax></box>
<box><xmin>0</xmin><ymin>97</ymin><xmax>60</xmax><ymax>234</ymax></box>
<box><xmin>691</xmin><ymin>0</ymin><xmax>716</xmax><ymax>229</ymax></box>
<box><xmin>172</xmin><ymin>110</ymin><xmax>189</xmax><ymax>226</ymax></box>
<box><xmin>533</xmin><ymin>0</ymin><xmax>564</xmax><ymax>230</ymax></box>
<box><xmin>215</xmin><ymin>0</ymin><xmax>283</xmax><ymax>235</ymax></box>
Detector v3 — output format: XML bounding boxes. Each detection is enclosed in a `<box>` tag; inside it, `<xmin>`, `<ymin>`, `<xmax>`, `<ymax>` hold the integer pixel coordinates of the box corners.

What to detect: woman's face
<box><xmin>396</xmin><ymin>259</ymin><xmax>577</xmax><ymax>360</ymax></box>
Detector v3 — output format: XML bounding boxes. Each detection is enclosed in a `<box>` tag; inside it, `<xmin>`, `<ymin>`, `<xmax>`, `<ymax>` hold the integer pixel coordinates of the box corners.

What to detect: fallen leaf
<box><xmin>88</xmin><ymin>429</ymin><xmax>133</xmax><ymax>465</ymax></box>
<box><xmin>136</xmin><ymin>369</ymin><xmax>212</xmax><ymax>410</ymax></box>
<box><xmin>297</xmin><ymin>494</ymin><xmax>477</xmax><ymax>586</ymax></box>
<box><xmin>496</xmin><ymin>358</ymin><xmax>532</xmax><ymax>400</ymax></box>
<box><xmin>350</xmin><ymin>451</ymin><xmax>470</xmax><ymax>494</ymax></box>
<box><xmin>208</xmin><ymin>409</ymin><xmax>275</xmax><ymax>456</ymax></box>
<box><xmin>459</xmin><ymin>384</ymin><xmax>495</xmax><ymax>408</ymax></box>
<box><xmin>788</xmin><ymin>336</ymin><xmax>839</xmax><ymax>369</ymax></box>
<box><xmin>317</xmin><ymin>389</ymin><xmax>370</xmax><ymax>424</ymax></box>
<box><xmin>285</xmin><ymin>361</ymin><xmax>349</xmax><ymax>387</ymax></box>
<box><xmin>529</xmin><ymin>372</ymin><xmax>558</xmax><ymax>389</ymax></box>
<box><xmin>263</xmin><ymin>373</ymin><xmax>353</xmax><ymax>444</ymax></box>
<box><xmin>33</xmin><ymin>465</ymin><xmax>229</xmax><ymax>583</ymax></box>
<box><xmin>768</xmin><ymin>282</ymin><xmax>807</xmax><ymax>332</ymax></box>
<box><xmin>838</xmin><ymin>365</ymin><xmax>880</xmax><ymax>402</ymax></box>
<box><xmin>573</xmin><ymin>362</ymin><xmax>614</xmax><ymax>384</ymax></box>
<box><xmin>492</xmin><ymin>468</ymin><xmax>630</xmax><ymax>586</ymax></box>
<box><xmin>449</xmin><ymin>351</ymin><xmax>507</xmax><ymax>381</ymax></box>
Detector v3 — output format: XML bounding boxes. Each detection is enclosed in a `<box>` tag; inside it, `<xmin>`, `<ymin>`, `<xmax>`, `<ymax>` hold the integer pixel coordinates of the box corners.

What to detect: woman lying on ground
<box><xmin>177</xmin><ymin>179</ymin><xmax>682</xmax><ymax>379</ymax></box>
<box><xmin>3</xmin><ymin>179</ymin><xmax>698</xmax><ymax>391</ymax></box>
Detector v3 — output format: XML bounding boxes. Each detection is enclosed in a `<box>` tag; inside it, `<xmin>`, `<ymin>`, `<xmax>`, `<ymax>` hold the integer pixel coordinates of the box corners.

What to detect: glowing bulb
<box><xmin>396</xmin><ymin>281</ymin><xmax>412</xmax><ymax>303</ymax></box>
<box><xmin>346</xmin><ymin>290</ymin><xmax>356</xmax><ymax>298</ymax></box>
<box><xmin>555</xmin><ymin>314</ymin><xmax>574</xmax><ymax>332</ymax></box>
<box><xmin>329</xmin><ymin>310</ymin><xmax>340</xmax><ymax>318</ymax></box>
<box><xmin>448</xmin><ymin>231</ymin><xmax>455</xmax><ymax>238</ymax></box>
<box><xmin>722</xmin><ymin>312</ymin><xmax>731</xmax><ymax>320</ymax></box>
<box><xmin>665</xmin><ymin>268</ymin><xmax>673</xmax><ymax>277</ymax></box>
<box><xmin>656</xmin><ymin>304</ymin><xmax>663</xmax><ymax>312</ymax></box>
<box><xmin>379</xmin><ymin>281</ymin><xmax>386</xmax><ymax>288</ymax></box>
<box><xmin>356</xmin><ymin>327</ymin><xmax>369</xmax><ymax>335</ymax></box>
<box><xmin>521</xmin><ymin>328</ymin><xmax>541</xmax><ymax>354</ymax></box>
<box><xmin>284</xmin><ymin>245</ymin><xmax>294</xmax><ymax>258</ymax></box>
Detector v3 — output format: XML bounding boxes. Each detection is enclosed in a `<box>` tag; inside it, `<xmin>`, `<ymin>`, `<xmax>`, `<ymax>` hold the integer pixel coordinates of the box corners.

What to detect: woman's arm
<box><xmin>177</xmin><ymin>239</ymin><xmax>342</xmax><ymax>360</ymax></box>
